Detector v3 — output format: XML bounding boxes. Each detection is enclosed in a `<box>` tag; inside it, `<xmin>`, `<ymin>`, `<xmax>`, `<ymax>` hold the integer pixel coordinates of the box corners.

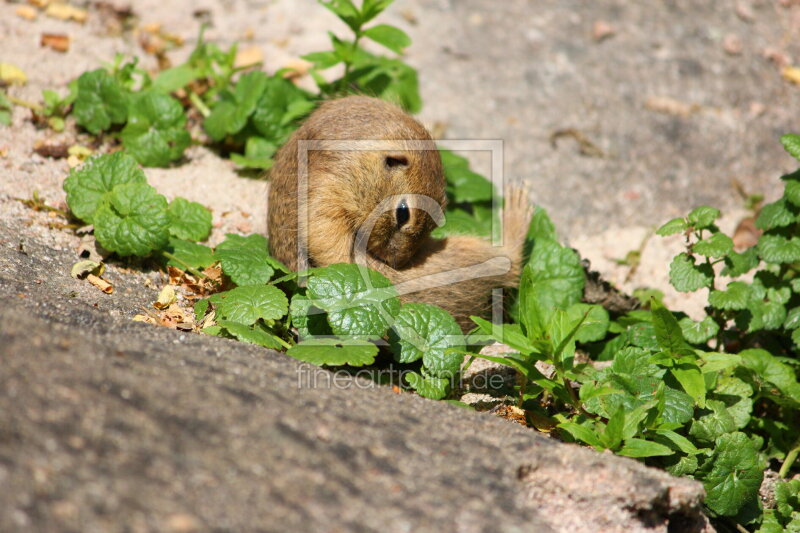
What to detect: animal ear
<box><xmin>385</xmin><ymin>155</ymin><xmax>408</xmax><ymax>169</ymax></box>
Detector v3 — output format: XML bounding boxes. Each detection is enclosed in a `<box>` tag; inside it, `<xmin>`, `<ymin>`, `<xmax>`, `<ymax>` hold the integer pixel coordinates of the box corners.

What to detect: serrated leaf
<box><xmin>165</xmin><ymin>238</ymin><xmax>215</xmax><ymax>269</ymax></box>
<box><xmin>440</xmin><ymin>149</ymin><xmax>494</xmax><ymax>203</ymax></box>
<box><xmin>708</xmin><ymin>281</ymin><xmax>751</xmax><ymax>310</ymax></box>
<box><xmin>286</xmin><ymin>337</ymin><xmax>378</xmax><ymax>367</ymax></box>
<box><xmin>389</xmin><ymin>303</ymin><xmax>464</xmax><ymax>378</ymax></box>
<box><xmin>748</xmin><ymin>299</ymin><xmax>787</xmax><ymax>331</ymax></box>
<box><xmin>307</xmin><ymin>263</ymin><xmax>400</xmax><ymax>338</ymax></box>
<box><xmin>713</xmin><ymin>376</ymin><xmax>753</xmax><ymax>429</ymax></box>
<box><xmin>679</xmin><ymin>316</ymin><xmax>719</xmax><ymax>344</ymax></box>
<box><xmin>781</xmin><ymin>133</ymin><xmax>800</xmax><ymax>161</ymax></box>
<box><xmin>656</xmin><ymin>217</ymin><xmax>688</xmax><ymax>236</ymax></box>
<box><xmin>525</xmin><ymin>239</ymin><xmax>585</xmax><ymax>313</ymax></box>
<box><xmin>618</xmin><ymin>438</ymin><xmax>674</xmax><ymax>458</ymax></box>
<box><xmin>63</xmin><ymin>152</ymin><xmax>146</xmax><ymax>224</ymax></box>
<box><xmin>671</xmin><ymin>362</ymin><xmax>706</xmax><ymax>407</ymax></box>
<box><xmin>290</xmin><ymin>293</ymin><xmax>332</xmax><ymax>339</ymax></box>
<box><xmin>669</xmin><ymin>252</ymin><xmax>713</xmax><ymax>292</ymax></box>
<box><xmin>756</xmin><ymin>199</ymin><xmax>798</xmax><ymax>230</ymax></box>
<box><xmin>121</xmin><ymin>91</ymin><xmax>190</xmax><ymax>167</ymax></box>
<box><xmin>431</xmin><ymin>208</ymin><xmax>491</xmax><ymax>239</ymax></box>
<box><xmin>405</xmin><ymin>371</ymin><xmax>449</xmax><ymax>400</ymax></box>
<box><xmin>214</xmin><ymin>233</ymin><xmax>275</xmax><ymax>286</ymax></box>
<box><xmin>758</xmin><ymin>232</ymin><xmax>800</xmax><ymax>264</ymax></box>
<box><xmin>721</xmin><ymin>248</ymin><xmax>759</xmax><ymax>277</ymax></box>
<box><xmin>650</xmin><ymin>300</ymin><xmax>686</xmax><ymax>353</ymax></box>
<box><xmin>526</xmin><ymin>205</ymin><xmax>558</xmax><ymax>241</ymax></box>
<box><xmin>783</xmin><ymin>171</ymin><xmax>800</xmax><ymax>207</ymax></box>
<box><xmin>363</xmin><ymin>24</ymin><xmax>411</xmax><ymax>54</ymax></box>
<box><xmin>693</xmin><ymin>232</ymin><xmax>733</xmax><ymax>257</ymax></box>
<box><xmin>209</xmin><ymin>285</ymin><xmax>288</xmax><ymax>325</ymax></box>
<box><xmin>701</xmin><ymin>432</ymin><xmax>763</xmax><ymax>516</ymax></box>
<box><xmin>786</xmin><ymin>307</ymin><xmax>800</xmax><ymax>330</ymax></box>
<box><xmin>218</xmin><ymin>320</ymin><xmax>285</xmax><ymax>350</ymax></box>
<box><xmin>151</xmin><ymin>64</ymin><xmax>199</xmax><ymax>93</ymax></box>
<box><xmin>689</xmin><ymin>400</ymin><xmax>736</xmax><ymax>443</ymax></box>
<box><xmin>166</xmin><ymin>197</ymin><xmax>212</xmax><ymax>241</ymax></box>
<box><xmin>73</xmin><ymin>68</ymin><xmax>128</xmax><ymax>134</ymax></box>
<box><xmin>93</xmin><ymin>183</ymin><xmax>170</xmax><ymax>256</ymax></box>
<box><xmin>687</xmin><ymin>206</ymin><xmax>720</xmax><ymax>229</ymax></box>
<box><xmin>740</xmin><ymin>349</ymin><xmax>800</xmax><ymax>400</ymax></box>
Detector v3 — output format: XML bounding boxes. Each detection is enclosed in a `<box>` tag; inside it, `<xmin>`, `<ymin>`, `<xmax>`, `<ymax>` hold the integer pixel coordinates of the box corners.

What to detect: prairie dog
<box><xmin>267</xmin><ymin>96</ymin><xmax>531</xmax><ymax>329</ymax></box>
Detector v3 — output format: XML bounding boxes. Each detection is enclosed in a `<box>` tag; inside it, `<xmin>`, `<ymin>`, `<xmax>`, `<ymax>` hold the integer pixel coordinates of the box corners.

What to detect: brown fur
<box><xmin>267</xmin><ymin>95</ymin><xmax>531</xmax><ymax>330</ymax></box>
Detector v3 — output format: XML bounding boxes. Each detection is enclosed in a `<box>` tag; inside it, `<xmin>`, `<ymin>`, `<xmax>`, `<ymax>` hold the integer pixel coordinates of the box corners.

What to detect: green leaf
<box><xmin>679</xmin><ymin>316</ymin><xmax>719</xmax><ymax>344</ymax></box>
<box><xmin>93</xmin><ymin>183</ymin><xmax>170</xmax><ymax>256</ymax></box>
<box><xmin>701</xmin><ymin>432</ymin><xmax>763</xmax><ymax>516</ymax></box>
<box><xmin>525</xmin><ymin>239</ymin><xmax>585</xmax><ymax>313</ymax></box>
<box><xmin>431</xmin><ymin>208</ymin><xmax>491</xmax><ymax>239</ymax></box>
<box><xmin>566</xmin><ymin>303</ymin><xmax>609</xmax><ymax>343</ymax></box>
<box><xmin>656</xmin><ymin>217</ymin><xmax>688</xmax><ymax>236</ymax></box>
<box><xmin>290</xmin><ymin>293</ymin><xmax>332</xmax><ymax>339</ymax></box>
<box><xmin>650</xmin><ymin>301</ymin><xmax>686</xmax><ymax>354</ymax></box>
<box><xmin>205</xmin><ymin>71</ymin><xmax>269</xmax><ymax>140</ymax></box>
<box><xmin>73</xmin><ymin>68</ymin><xmax>128</xmax><ymax>134</ymax></box>
<box><xmin>687</xmin><ymin>206</ymin><xmax>720</xmax><ymax>229</ymax></box>
<box><xmin>166</xmin><ymin>197</ymin><xmax>212</xmax><ymax>241</ymax></box>
<box><xmin>756</xmin><ymin>199</ymin><xmax>798</xmax><ymax>230</ymax></box>
<box><xmin>360</xmin><ymin>0</ymin><xmax>394</xmax><ymax>24</ymax></box>
<box><xmin>781</xmin><ymin>133</ymin><xmax>800</xmax><ymax>161</ymax></box>
<box><xmin>671</xmin><ymin>362</ymin><xmax>706</xmax><ymax>407</ymax></box>
<box><xmin>618</xmin><ymin>438</ymin><xmax>674</xmax><ymax>458</ymax></box>
<box><xmin>558</xmin><ymin>421</ymin><xmax>604</xmax><ymax>450</ymax></box>
<box><xmin>693</xmin><ymin>233</ymin><xmax>733</xmax><ymax>257</ymax></box>
<box><xmin>785</xmin><ymin>306</ymin><xmax>800</xmax><ymax>330</ymax></box>
<box><xmin>389</xmin><ymin>303</ymin><xmax>464</xmax><ymax>378</ymax></box>
<box><xmin>194</xmin><ymin>299</ymin><xmax>210</xmax><ymax>322</ymax></box>
<box><xmin>708</xmin><ymin>281</ymin><xmax>750</xmax><ymax>310</ymax></box>
<box><xmin>721</xmin><ymin>248</ymin><xmax>759</xmax><ymax>277</ymax></box>
<box><xmin>215</xmin><ymin>233</ymin><xmax>275</xmax><ymax>286</ymax></box>
<box><xmin>252</xmin><ymin>77</ymin><xmax>314</xmax><ymax>143</ymax></box>
<box><xmin>217</xmin><ymin>320</ymin><xmax>285</xmax><ymax>350</ymax></box>
<box><xmin>286</xmin><ymin>337</ymin><xmax>378</xmax><ymax>367</ymax></box>
<box><xmin>655</xmin><ymin>429</ymin><xmax>700</xmax><ymax>454</ymax></box>
<box><xmin>165</xmin><ymin>238</ymin><xmax>215</xmax><ymax>269</ymax></box>
<box><xmin>668</xmin><ymin>253</ymin><xmax>713</xmax><ymax>292</ymax></box>
<box><xmin>151</xmin><ymin>64</ymin><xmax>199</xmax><ymax>93</ymax></box>
<box><xmin>713</xmin><ymin>376</ymin><xmax>753</xmax><ymax>429</ymax></box>
<box><xmin>363</xmin><ymin>24</ymin><xmax>411</xmax><ymax>54</ymax></box>
<box><xmin>302</xmin><ymin>50</ymin><xmax>342</xmax><ymax>69</ymax></box>
<box><xmin>307</xmin><ymin>263</ymin><xmax>401</xmax><ymax>338</ymax></box>
<box><xmin>405</xmin><ymin>371</ymin><xmax>449</xmax><ymax>400</ymax></box>
<box><xmin>469</xmin><ymin>317</ymin><xmax>538</xmax><ymax>355</ymax></box>
<box><xmin>440</xmin><ymin>149</ymin><xmax>494</xmax><ymax>203</ymax></box>
<box><xmin>602</xmin><ymin>408</ymin><xmax>625</xmax><ymax>450</ymax></box>
<box><xmin>526</xmin><ymin>205</ymin><xmax>558</xmax><ymax>242</ymax></box>
<box><xmin>689</xmin><ymin>400</ymin><xmax>737</xmax><ymax>443</ymax></box>
<box><xmin>209</xmin><ymin>285</ymin><xmax>288</xmax><ymax>325</ymax></box>
<box><xmin>63</xmin><ymin>152</ymin><xmax>146</xmax><ymax>224</ymax></box>
<box><xmin>758</xmin><ymin>232</ymin><xmax>800</xmax><ymax>264</ymax></box>
<box><xmin>319</xmin><ymin>0</ymin><xmax>362</xmax><ymax>32</ymax></box>
<box><xmin>740</xmin><ymin>349</ymin><xmax>800</xmax><ymax>400</ymax></box>
<box><xmin>120</xmin><ymin>91</ymin><xmax>190</xmax><ymax>167</ymax></box>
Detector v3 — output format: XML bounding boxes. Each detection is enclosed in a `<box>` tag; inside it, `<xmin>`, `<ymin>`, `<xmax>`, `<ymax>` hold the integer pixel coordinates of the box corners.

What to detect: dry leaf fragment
<box><xmin>645</xmin><ymin>96</ymin><xmax>700</xmax><ymax>117</ymax></box>
<box><xmin>281</xmin><ymin>59</ymin><xmax>311</xmax><ymax>81</ymax></box>
<box><xmin>732</xmin><ymin>217</ymin><xmax>761</xmax><ymax>251</ymax></box>
<box><xmin>154</xmin><ymin>285</ymin><xmax>177</xmax><ymax>310</ymax></box>
<box><xmin>764</xmin><ymin>47</ymin><xmax>791</xmax><ymax>68</ymax></box>
<box><xmin>34</xmin><ymin>140</ymin><xmax>71</xmax><ymax>159</ymax></box>
<box><xmin>735</xmin><ymin>1</ymin><xmax>755</xmax><ymax>22</ymax></box>
<box><xmin>45</xmin><ymin>3</ymin><xmax>87</xmax><ymax>23</ymax></box>
<box><xmin>235</xmin><ymin>46</ymin><xmax>264</xmax><ymax>69</ymax></box>
<box><xmin>87</xmin><ymin>273</ymin><xmax>113</xmax><ymax>293</ymax></box>
<box><xmin>0</xmin><ymin>63</ymin><xmax>28</xmax><ymax>85</ymax></box>
<box><xmin>549</xmin><ymin>129</ymin><xmax>605</xmax><ymax>158</ymax></box>
<box><xmin>27</xmin><ymin>0</ymin><xmax>49</xmax><ymax>8</ymax></box>
<box><xmin>782</xmin><ymin>66</ymin><xmax>800</xmax><ymax>85</ymax></box>
<box><xmin>16</xmin><ymin>5</ymin><xmax>38</xmax><ymax>20</ymax></box>
<box><xmin>41</xmin><ymin>33</ymin><xmax>70</xmax><ymax>52</ymax></box>
<box><xmin>70</xmin><ymin>259</ymin><xmax>105</xmax><ymax>279</ymax></box>
<box><xmin>133</xmin><ymin>314</ymin><xmax>157</xmax><ymax>324</ymax></box>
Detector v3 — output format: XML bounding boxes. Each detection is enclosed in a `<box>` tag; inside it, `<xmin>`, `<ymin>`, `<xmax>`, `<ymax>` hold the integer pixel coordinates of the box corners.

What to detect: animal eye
<box><xmin>385</xmin><ymin>155</ymin><xmax>408</xmax><ymax>169</ymax></box>
<box><xmin>395</xmin><ymin>199</ymin><xmax>410</xmax><ymax>228</ymax></box>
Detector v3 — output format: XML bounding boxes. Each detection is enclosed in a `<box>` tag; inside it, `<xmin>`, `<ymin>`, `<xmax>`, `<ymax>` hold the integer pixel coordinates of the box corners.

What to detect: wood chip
<box><xmin>735</xmin><ymin>1</ymin><xmax>755</xmax><ymax>22</ymax></box>
<box><xmin>16</xmin><ymin>5</ymin><xmax>38</xmax><ymax>20</ymax></box>
<box><xmin>27</xmin><ymin>0</ymin><xmax>50</xmax><ymax>8</ymax></box>
<box><xmin>235</xmin><ymin>46</ymin><xmax>264</xmax><ymax>69</ymax></box>
<box><xmin>87</xmin><ymin>273</ymin><xmax>113</xmax><ymax>293</ymax></box>
<box><xmin>281</xmin><ymin>58</ymin><xmax>311</xmax><ymax>80</ymax></box>
<box><xmin>33</xmin><ymin>140</ymin><xmax>70</xmax><ymax>159</ymax></box>
<box><xmin>41</xmin><ymin>33</ymin><xmax>70</xmax><ymax>52</ymax></box>
<box><xmin>723</xmin><ymin>34</ymin><xmax>743</xmax><ymax>55</ymax></box>
<box><xmin>644</xmin><ymin>96</ymin><xmax>700</xmax><ymax>117</ymax></box>
<box><xmin>782</xmin><ymin>66</ymin><xmax>800</xmax><ymax>85</ymax></box>
<box><xmin>45</xmin><ymin>3</ymin><xmax>87</xmax><ymax>23</ymax></box>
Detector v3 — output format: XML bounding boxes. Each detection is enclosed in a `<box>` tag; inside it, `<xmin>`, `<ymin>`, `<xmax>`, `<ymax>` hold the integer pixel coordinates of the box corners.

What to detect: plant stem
<box><xmin>340</xmin><ymin>32</ymin><xmax>362</xmax><ymax>93</ymax></box>
<box><xmin>161</xmin><ymin>251</ymin><xmax>206</xmax><ymax>279</ymax></box>
<box><xmin>7</xmin><ymin>95</ymin><xmax>43</xmax><ymax>113</ymax></box>
<box><xmin>189</xmin><ymin>92</ymin><xmax>211</xmax><ymax>117</ymax></box>
<box><xmin>779</xmin><ymin>438</ymin><xmax>800</xmax><ymax>478</ymax></box>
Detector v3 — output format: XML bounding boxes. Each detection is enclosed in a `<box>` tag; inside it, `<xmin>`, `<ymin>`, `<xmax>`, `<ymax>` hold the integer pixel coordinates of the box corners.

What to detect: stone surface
<box><xmin>0</xmin><ymin>220</ymin><xmax>708</xmax><ymax>532</ymax></box>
